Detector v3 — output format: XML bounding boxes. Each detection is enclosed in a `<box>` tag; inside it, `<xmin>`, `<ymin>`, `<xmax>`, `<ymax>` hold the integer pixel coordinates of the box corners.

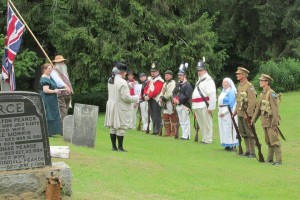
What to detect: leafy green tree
<box><xmin>0</xmin><ymin>34</ymin><xmax>4</xmax><ymax>56</ymax></box>
<box><xmin>1</xmin><ymin>0</ymin><xmax>226</xmax><ymax>92</ymax></box>
<box><xmin>58</xmin><ymin>0</ymin><xmax>226</xmax><ymax>91</ymax></box>
<box><xmin>1</xmin><ymin>0</ymin><xmax>300</xmax><ymax>96</ymax></box>
<box><xmin>253</xmin><ymin>58</ymin><xmax>300</xmax><ymax>93</ymax></box>
<box><xmin>205</xmin><ymin>0</ymin><xmax>300</xmax><ymax>76</ymax></box>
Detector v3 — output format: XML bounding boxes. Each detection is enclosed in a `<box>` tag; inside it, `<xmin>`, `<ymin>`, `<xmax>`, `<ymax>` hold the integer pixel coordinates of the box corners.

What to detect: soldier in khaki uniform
<box><xmin>251</xmin><ymin>74</ymin><xmax>282</xmax><ymax>165</ymax></box>
<box><xmin>234</xmin><ymin>67</ymin><xmax>257</xmax><ymax>157</ymax></box>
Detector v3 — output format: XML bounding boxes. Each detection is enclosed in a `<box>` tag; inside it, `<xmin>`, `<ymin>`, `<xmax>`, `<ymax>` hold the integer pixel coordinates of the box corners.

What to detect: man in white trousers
<box><xmin>139</xmin><ymin>73</ymin><xmax>151</xmax><ymax>131</ymax></box>
<box><xmin>172</xmin><ymin>63</ymin><xmax>193</xmax><ymax>140</ymax></box>
<box><xmin>192</xmin><ymin>59</ymin><xmax>216</xmax><ymax>144</ymax></box>
<box><xmin>127</xmin><ymin>70</ymin><xmax>139</xmax><ymax>129</ymax></box>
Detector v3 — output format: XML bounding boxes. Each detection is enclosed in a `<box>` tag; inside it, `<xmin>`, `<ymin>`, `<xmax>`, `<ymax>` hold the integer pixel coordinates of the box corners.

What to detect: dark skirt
<box><xmin>39</xmin><ymin>77</ymin><xmax>62</xmax><ymax>136</ymax></box>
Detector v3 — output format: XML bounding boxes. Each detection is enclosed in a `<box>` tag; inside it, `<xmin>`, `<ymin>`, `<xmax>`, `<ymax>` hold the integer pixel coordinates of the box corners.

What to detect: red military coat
<box><xmin>143</xmin><ymin>75</ymin><xmax>164</xmax><ymax>101</ymax></box>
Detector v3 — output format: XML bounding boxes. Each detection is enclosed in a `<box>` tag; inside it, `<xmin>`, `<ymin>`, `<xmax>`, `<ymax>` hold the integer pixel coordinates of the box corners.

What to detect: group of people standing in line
<box><xmin>39</xmin><ymin>55</ymin><xmax>73</xmax><ymax>137</ymax></box>
<box><xmin>105</xmin><ymin>60</ymin><xmax>283</xmax><ymax>165</ymax></box>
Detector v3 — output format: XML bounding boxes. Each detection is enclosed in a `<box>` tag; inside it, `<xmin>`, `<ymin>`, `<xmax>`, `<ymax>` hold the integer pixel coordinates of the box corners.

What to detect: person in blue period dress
<box><xmin>218</xmin><ymin>78</ymin><xmax>239</xmax><ymax>151</ymax></box>
<box><xmin>39</xmin><ymin>63</ymin><xmax>63</xmax><ymax>136</ymax></box>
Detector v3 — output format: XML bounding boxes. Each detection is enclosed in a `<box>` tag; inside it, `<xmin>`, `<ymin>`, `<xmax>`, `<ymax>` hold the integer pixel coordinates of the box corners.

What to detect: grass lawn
<box><xmin>50</xmin><ymin>91</ymin><xmax>300</xmax><ymax>200</ymax></box>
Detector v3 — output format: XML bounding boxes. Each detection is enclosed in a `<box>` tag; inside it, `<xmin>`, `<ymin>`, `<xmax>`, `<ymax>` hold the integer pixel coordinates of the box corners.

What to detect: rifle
<box><xmin>242</xmin><ymin>99</ymin><xmax>265</xmax><ymax>162</ymax></box>
<box><xmin>137</xmin><ymin>106</ymin><xmax>142</xmax><ymax>131</ymax></box>
<box><xmin>146</xmin><ymin>102</ymin><xmax>150</xmax><ymax>134</ymax></box>
<box><xmin>158</xmin><ymin>108</ymin><xmax>163</xmax><ymax>136</ymax></box>
<box><xmin>219</xmin><ymin>104</ymin><xmax>243</xmax><ymax>155</ymax></box>
<box><xmin>174</xmin><ymin>108</ymin><xmax>179</xmax><ymax>139</ymax></box>
<box><xmin>194</xmin><ymin>113</ymin><xmax>199</xmax><ymax>142</ymax></box>
<box><xmin>158</xmin><ymin>123</ymin><xmax>163</xmax><ymax>136</ymax></box>
<box><xmin>173</xmin><ymin>83</ymin><xmax>181</xmax><ymax>139</ymax></box>
<box><xmin>158</xmin><ymin>99</ymin><xmax>166</xmax><ymax>136</ymax></box>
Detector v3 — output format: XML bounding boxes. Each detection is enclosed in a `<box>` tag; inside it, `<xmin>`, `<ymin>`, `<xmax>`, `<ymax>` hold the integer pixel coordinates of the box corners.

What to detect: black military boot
<box><xmin>110</xmin><ymin>134</ymin><xmax>118</xmax><ymax>151</ymax></box>
<box><xmin>117</xmin><ymin>135</ymin><xmax>127</xmax><ymax>152</ymax></box>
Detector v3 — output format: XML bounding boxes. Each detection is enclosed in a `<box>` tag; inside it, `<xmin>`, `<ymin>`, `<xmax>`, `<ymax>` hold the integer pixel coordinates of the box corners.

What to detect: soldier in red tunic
<box><xmin>143</xmin><ymin>63</ymin><xmax>164</xmax><ymax>135</ymax></box>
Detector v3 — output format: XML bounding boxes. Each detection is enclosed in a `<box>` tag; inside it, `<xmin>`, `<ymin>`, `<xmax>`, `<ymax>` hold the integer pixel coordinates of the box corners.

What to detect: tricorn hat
<box><xmin>113</xmin><ymin>61</ymin><xmax>128</xmax><ymax>72</ymax></box>
<box><xmin>52</xmin><ymin>55</ymin><xmax>67</xmax><ymax>63</ymax></box>
<box><xmin>178</xmin><ymin>63</ymin><xmax>188</xmax><ymax>75</ymax></box>
<box><xmin>197</xmin><ymin>57</ymin><xmax>206</xmax><ymax>71</ymax></box>
<box><xmin>259</xmin><ymin>74</ymin><xmax>273</xmax><ymax>82</ymax></box>
<box><xmin>150</xmin><ymin>62</ymin><xmax>159</xmax><ymax>72</ymax></box>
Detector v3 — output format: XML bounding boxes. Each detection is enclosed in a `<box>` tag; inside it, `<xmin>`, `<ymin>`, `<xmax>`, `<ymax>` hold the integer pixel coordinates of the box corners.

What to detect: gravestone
<box><xmin>50</xmin><ymin>146</ymin><xmax>70</xmax><ymax>159</ymax></box>
<box><xmin>72</xmin><ymin>103</ymin><xmax>99</xmax><ymax>147</ymax></box>
<box><xmin>0</xmin><ymin>91</ymin><xmax>51</xmax><ymax>171</ymax></box>
<box><xmin>63</xmin><ymin>115</ymin><xmax>74</xmax><ymax>142</ymax></box>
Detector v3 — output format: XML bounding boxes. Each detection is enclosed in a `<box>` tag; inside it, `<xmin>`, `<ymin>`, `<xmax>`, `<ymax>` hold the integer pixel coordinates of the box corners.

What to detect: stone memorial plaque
<box><xmin>63</xmin><ymin>115</ymin><xmax>74</xmax><ymax>142</ymax></box>
<box><xmin>72</xmin><ymin>103</ymin><xmax>99</xmax><ymax>147</ymax></box>
<box><xmin>0</xmin><ymin>91</ymin><xmax>51</xmax><ymax>171</ymax></box>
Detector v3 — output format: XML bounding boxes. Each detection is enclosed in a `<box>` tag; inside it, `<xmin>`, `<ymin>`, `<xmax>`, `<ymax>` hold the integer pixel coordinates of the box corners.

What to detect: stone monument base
<box><xmin>0</xmin><ymin>162</ymin><xmax>72</xmax><ymax>199</ymax></box>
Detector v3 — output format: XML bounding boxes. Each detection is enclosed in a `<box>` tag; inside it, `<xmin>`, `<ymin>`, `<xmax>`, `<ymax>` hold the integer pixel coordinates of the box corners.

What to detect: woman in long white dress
<box><xmin>218</xmin><ymin>78</ymin><xmax>239</xmax><ymax>151</ymax></box>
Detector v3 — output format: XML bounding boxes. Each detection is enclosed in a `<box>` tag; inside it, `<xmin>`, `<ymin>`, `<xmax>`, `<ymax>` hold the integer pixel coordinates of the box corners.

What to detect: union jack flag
<box><xmin>1</xmin><ymin>3</ymin><xmax>26</xmax><ymax>91</ymax></box>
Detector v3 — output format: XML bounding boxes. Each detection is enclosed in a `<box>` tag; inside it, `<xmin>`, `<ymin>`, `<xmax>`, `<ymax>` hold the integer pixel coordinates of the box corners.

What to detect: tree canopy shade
<box><xmin>1</xmin><ymin>0</ymin><xmax>226</xmax><ymax>92</ymax></box>
<box><xmin>1</xmin><ymin>0</ymin><xmax>300</xmax><ymax>93</ymax></box>
<box><xmin>54</xmin><ymin>0</ymin><xmax>227</xmax><ymax>92</ymax></box>
<box><xmin>205</xmin><ymin>0</ymin><xmax>300</xmax><ymax>72</ymax></box>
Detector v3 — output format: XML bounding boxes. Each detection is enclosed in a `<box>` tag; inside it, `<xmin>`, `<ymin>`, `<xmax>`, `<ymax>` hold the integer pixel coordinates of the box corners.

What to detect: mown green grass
<box><xmin>50</xmin><ymin>91</ymin><xmax>300</xmax><ymax>200</ymax></box>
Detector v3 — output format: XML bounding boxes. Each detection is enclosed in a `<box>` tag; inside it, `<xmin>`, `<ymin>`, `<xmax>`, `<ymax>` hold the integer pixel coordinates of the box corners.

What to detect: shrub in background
<box><xmin>253</xmin><ymin>58</ymin><xmax>300</xmax><ymax>92</ymax></box>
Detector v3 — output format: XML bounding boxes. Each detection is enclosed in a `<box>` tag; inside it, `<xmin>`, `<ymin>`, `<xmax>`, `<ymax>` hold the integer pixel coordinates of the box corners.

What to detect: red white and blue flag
<box><xmin>1</xmin><ymin>3</ymin><xmax>26</xmax><ymax>91</ymax></box>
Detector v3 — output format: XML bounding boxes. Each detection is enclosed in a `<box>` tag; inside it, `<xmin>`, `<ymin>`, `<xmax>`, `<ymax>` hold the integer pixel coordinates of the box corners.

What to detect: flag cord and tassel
<box><xmin>8</xmin><ymin>0</ymin><xmax>53</xmax><ymax>66</ymax></box>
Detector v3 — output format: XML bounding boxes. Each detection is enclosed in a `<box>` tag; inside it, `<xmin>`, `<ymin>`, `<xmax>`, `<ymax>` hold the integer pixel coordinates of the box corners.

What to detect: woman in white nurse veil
<box><xmin>218</xmin><ymin>78</ymin><xmax>239</xmax><ymax>151</ymax></box>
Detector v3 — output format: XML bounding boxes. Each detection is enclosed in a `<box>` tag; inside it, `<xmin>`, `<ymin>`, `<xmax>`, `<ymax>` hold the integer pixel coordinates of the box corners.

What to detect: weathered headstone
<box><xmin>50</xmin><ymin>146</ymin><xmax>70</xmax><ymax>159</ymax></box>
<box><xmin>63</xmin><ymin>115</ymin><xmax>74</xmax><ymax>142</ymax></box>
<box><xmin>0</xmin><ymin>91</ymin><xmax>51</xmax><ymax>171</ymax></box>
<box><xmin>72</xmin><ymin>103</ymin><xmax>99</xmax><ymax>147</ymax></box>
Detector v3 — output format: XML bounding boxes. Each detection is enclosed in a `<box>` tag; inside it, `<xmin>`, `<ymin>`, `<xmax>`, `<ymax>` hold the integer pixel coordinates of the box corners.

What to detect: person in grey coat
<box><xmin>105</xmin><ymin>62</ymin><xmax>139</xmax><ymax>152</ymax></box>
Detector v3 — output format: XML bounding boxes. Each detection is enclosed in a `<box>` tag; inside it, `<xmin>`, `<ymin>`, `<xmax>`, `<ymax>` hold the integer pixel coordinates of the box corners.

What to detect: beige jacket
<box><xmin>252</xmin><ymin>87</ymin><xmax>280</xmax><ymax>127</ymax></box>
<box><xmin>236</xmin><ymin>80</ymin><xmax>256</xmax><ymax>117</ymax></box>
<box><xmin>105</xmin><ymin>74</ymin><xmax>139</xmax><ymax>129</ymax></box>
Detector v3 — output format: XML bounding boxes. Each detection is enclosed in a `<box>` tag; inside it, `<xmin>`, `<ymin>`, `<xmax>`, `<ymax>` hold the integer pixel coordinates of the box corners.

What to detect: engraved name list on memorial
<box><xmin>0</xmin><ymin>93</ymin><xmax>51</xmax><ymax>171</ymax></box>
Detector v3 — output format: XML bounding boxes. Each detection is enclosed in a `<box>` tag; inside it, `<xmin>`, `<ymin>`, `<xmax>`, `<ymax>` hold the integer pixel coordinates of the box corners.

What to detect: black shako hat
<box><xmin>150</xmin><ymin>62</ymin><xmax>159</xmax><ymax>72</ymax></box>
<box><xmin>178</xmin><ymin>63</ymin><xmax>188</xmax><ymax>75</ymax></box>
<box><xmin>197</xmin><ymin>57</ymin><xmax>207</xmax><ymax>71</ymax></box>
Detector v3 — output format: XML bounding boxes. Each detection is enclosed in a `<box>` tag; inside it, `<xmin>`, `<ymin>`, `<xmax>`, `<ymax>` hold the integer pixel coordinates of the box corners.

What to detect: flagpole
<box><xmin>8</xmin><ymin>0</ymin><xmax>54</xmax><ymax>66</ymax></box>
